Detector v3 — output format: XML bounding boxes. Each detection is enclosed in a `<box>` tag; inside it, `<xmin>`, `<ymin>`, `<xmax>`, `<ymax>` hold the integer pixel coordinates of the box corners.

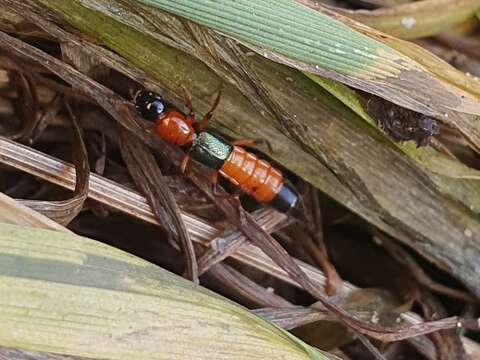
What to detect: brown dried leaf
<box><xmin>118</xmin><ymin>126</ymin><xmax>198</xmax><ymax>283</ymax></box>
<box><xmin>419</xmin><ymin>290</ymin><xmax>468</xmax><ymax>360</ymax></box>
<box><xmin>0</xmin><ymin>192</ymin><xmax>70</xmax><ymax>233</ymax></box>
<box><xmin>9</xmin><ymin>71</ymin><xmax>38</xmax><ymax>141</ymax></box>
<box><xmin>379</xmin><ymin>236</ymin><xmax>476</xmax><ymax>302</ymax></box>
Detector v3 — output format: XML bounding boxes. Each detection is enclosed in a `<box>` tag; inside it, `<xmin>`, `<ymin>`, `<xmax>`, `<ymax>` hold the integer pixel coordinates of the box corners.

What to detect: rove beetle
<box><xmin>134</xmin><ymin>90</ymin><xmax>298</xmax><ymax>213</ymax></box>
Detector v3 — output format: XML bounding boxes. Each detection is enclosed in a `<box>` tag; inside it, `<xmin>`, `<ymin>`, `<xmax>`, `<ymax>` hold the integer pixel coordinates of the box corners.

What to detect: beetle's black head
<box><xmin>134</xmin><ymin>90</ymin><xmax>166</xmax><ymax>122</ymax></box>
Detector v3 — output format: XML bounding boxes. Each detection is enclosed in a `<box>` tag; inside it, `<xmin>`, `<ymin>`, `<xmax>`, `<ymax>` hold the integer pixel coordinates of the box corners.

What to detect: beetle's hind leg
<box><xmin>196</xmin><ymin>90</ymin><xmax>222</xmax><ymax>132</ymax></box>
<box><xmin>180</xmin><ymin>155</ymin><xmax>190</xmax><ymax>173</ymax></box>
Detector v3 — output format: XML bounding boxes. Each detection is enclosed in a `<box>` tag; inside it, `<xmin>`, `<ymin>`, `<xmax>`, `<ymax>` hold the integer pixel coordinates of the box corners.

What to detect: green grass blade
<box><xmin>134</xmin><ymin>0</ymin><xmax>480</xmax><ymax>117</ymax></box>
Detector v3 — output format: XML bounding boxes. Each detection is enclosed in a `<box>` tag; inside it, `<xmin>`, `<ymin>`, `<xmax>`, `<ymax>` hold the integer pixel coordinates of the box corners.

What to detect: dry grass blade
<box><xmin>318</xmin><ymin>13</ymin><xmax>480</xmax><ymax>152</ymax></box>
<box><xmin>3</xmin><ymin>96</ymin><xmax>90</xmax><ymax>226</ymax></box>
<box><xmin>253</xmin><ymin>307</ymin><xmax>333</xmax><ymax>331</ymax></box>
<box><xmin>31</xmin><ymin>93</ymin><xmax>63</xmax><ymax>143</ymax></box>
<box><xmin>0</xmin><ymin>170</ymin><xmax>470</xmax><ymax>359</ymax></box>
<box><xmin>0</xmin><ymin>192</ymin><xmax>70</xmax><ymax>233</ymax></box>
<box><xmin>293</xmin><ymin>230</ymin><xmax>342</xmax><ymax>297</ymax></box>
<box><xmin>208</xmin><ymin>263</ymin><xmax>293</xmax><ymax>308</ymax></box>
<box><xmin>5</xmin><ymin>0</ymin><xmax>480</xmax><ymax>300</ymax></box>
<box><xmin>197</xmin><ymin>208</ymin><xmax>287</xmax><ymax>275</ymax></box>
<box><xmin>118</xmin><ymin>126</ymin><xmax>198</xmax><ymax>282</ymax></box>
<box><xmin>17</xmin><ymin>198</ymin><xmax>86</xmax><ymax>226</ymax></box>
<box><xmin>58</xmin><ymin>100</ymin><xmax>90</xmax><ymax>225</ymax></box>
<box><xmin>0</xmin><ymin>17</ymin><xmax>339</xmax><ymax>325</ymax></box>
<box><xmin>6</xmin><ymin>72</ymin><xmax>38</xmax><ymax>141</ymax></box>
<box><xmin>378</xmin><ymin>236</ymin><xmax>476</xmax><ymax>303</ymax></box>
<box><xmin>1</xmin><ymin>2</ymin><xmax>480</xmax><ymax>354</ymax></box>
<box><xmin>419</xmin><ymin>290</ymin><xmax>468</xmax><ymax>360</ymax></box>
<box><xmin>0</xmin><ymin>347</ymin><xmax>89</xmax><ymax>360</ymax></box>
<box><xmin>297</xmin><ymin>185</ymin><xmax>342</xmax><ymax>296</ymax></box>
<box><xmin>0</xmin><ymin>136</ymin><xmax>211</xmax><ymax>238</ymax></box>
<box><xmin>0</xmin><ymin>136</ymin><xmax>479</xmax><ymax>350</ymax></box>
<box><xmin>304</xmin><ymin>72</ymin><xmax>480</xmax><ymax>210</ymax></box>
<box><xmin>356</xmin><ymin>335</ymin><xmax>387</xmax><ymax>360</ymax></box>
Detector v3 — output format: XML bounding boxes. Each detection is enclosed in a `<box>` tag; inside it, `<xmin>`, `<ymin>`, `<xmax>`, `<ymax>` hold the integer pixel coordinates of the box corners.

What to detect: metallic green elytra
<box><xmin>189</xmin><ymin>132</ymin><xmax>233</xmax><ymax>170</ymax></box>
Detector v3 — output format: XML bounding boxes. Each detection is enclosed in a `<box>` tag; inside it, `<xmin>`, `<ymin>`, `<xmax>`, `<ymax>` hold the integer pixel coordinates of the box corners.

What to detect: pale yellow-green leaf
<box><xmin>303</xmin><ymin>73</ymin><xmax>375</xmax><ymax>126</ymax></box>
<box><xmin>0</xmin><ymin>222</ymin><xmax>328</xmax><ymax>360</ymax></box>
<box><xmin>335</xmin><ymin>0</ymin><xmax>480</xmax><ymax>40</ymax></box>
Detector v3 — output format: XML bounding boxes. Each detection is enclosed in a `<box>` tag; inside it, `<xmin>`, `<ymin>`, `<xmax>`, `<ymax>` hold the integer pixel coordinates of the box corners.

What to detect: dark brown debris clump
<box><xmin>364</xmin><ymin>94</ymin><xmax>439</xmax><ymax>147</ymax></box>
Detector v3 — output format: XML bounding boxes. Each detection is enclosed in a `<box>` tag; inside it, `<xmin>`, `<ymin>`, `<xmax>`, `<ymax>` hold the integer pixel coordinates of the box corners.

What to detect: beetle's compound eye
<box><xmin>134</xmin><ymin>90</ymin><xmax>166</xmax><ymax>121</ymax></box>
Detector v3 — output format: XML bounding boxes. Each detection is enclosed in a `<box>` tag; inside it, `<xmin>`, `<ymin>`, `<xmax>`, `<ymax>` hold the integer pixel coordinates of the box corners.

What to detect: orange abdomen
<box><xmin>219</xmin><ymin>146</ymin><xmax>284</xmax><ymax>203</ymax></box>
<box><xmin>155</xmin><ymin>111</ymin><xmax>195</xmax><ymax>146</ymax></box>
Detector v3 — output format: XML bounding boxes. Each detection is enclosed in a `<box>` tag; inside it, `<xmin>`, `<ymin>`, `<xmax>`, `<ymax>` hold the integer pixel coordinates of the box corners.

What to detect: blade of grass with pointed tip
<box><xmin>0</xmin><ymin>222</ymin><xmax>330</xmax><ymax>360</ymax></box>
<box><xmin>132</xmin><ymin>0</ymin><xmax>480</xmax><ymax>118</ymax></box>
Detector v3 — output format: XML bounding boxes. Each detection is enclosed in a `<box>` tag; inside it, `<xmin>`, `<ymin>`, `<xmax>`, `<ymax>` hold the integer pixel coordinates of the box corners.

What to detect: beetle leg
<box><xmin>211</xmin><ymin>171</ymin><xmax>221</xmax><ymax>195</ymax></box>
<box><xmin>196</xmin><ymin>90</ymin><xmax>222</xmax><ymax>131</ymax></box>
<box><xmin>180</xmin><ymin>154</ymin><xmax>190</xmax><ymax>173</ymax></box>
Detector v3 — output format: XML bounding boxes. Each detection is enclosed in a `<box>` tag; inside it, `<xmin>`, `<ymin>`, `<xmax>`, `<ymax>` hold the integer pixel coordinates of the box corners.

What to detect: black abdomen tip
<box><xmin>271</xmin><ymin>183</ymin><xmax>298</xmax><ymax>213</ymax></box>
